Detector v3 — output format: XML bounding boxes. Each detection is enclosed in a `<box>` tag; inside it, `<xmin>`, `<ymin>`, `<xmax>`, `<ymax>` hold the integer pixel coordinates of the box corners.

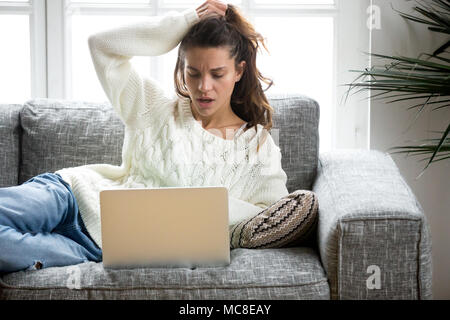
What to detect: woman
<box><xmin>0</xmin><ymin>0</ymin><xmax>317</xmax><ymax>273</ymax></box>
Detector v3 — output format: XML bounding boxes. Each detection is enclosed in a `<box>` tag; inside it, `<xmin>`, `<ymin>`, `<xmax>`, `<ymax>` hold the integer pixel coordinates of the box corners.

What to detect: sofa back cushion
<box><xmin>19</xmin><ymin>99</ymin><xmax>124</xmax><ymax>184</ymax></box>
<box><xmin>19</xmin><ymin>95</ymin><xmax>320</xmax><ymax>191</ymax></box>
<box><xmin>0</xmin><ymin>104</ymin><xmax>22</xmax><ymax>187</ymax></box>
<box><xmin>270</xmin><ymin>94</ymin><xmax>320</xmax><ymax>192</ymax></box>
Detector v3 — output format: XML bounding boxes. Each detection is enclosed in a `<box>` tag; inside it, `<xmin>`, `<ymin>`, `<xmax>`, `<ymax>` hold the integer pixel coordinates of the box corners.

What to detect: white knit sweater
<box><xmin>55</xmin><ymin>7</ymin><xmax>289</xmax><ymax>249</ymax></box>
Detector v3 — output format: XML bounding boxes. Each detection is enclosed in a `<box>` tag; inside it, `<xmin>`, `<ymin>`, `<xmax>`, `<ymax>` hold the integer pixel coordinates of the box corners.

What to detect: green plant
<box><xmin>345</xmin><ymin>0</ymin><xmax>450</xmax><ymax>176</ymax></box>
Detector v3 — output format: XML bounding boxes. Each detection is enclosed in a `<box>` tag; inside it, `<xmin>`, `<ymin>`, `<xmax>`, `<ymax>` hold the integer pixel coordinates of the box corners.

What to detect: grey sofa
<box><xmin>0</xmin><ymin>94</ymin><xmax>432</xmax><ymax>299</ymax></box>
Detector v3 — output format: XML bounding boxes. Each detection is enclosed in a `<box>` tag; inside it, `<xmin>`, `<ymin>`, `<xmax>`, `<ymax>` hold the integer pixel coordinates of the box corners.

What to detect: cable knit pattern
<box><xmin>55</xmin><ymin>7</ymin><xmax>289</xmax><ymax>249</ymax></box>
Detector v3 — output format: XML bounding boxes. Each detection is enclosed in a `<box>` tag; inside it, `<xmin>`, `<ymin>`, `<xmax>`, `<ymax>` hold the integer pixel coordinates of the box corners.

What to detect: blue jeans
<box><xmin>0</xmin><ymin>173</ymin><xmax>102</xmax><ymax>274</ymax></box>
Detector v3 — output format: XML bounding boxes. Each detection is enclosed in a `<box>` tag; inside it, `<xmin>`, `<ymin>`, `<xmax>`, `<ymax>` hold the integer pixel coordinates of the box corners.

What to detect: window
<box><xmin>0</xmin><ymin>0</ymin><xmax>371</xmax><ymax>151</ymax></box>
<box><xmin>0</xmin><ymin>0</ymin><xmax>46</xmax><ymax>103</ymax></box>
<box><xmin>0</xmin><ymin>14</ymin><xmax>30</xmax><ymax>102</ymax></box>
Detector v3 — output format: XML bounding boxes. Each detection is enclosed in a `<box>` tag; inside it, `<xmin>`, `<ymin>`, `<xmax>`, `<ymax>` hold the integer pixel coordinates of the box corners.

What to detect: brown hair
<box><xmin>174</xmin><ymin>4</ymin><xmax>273</xmax><ymax>152</ymax></box>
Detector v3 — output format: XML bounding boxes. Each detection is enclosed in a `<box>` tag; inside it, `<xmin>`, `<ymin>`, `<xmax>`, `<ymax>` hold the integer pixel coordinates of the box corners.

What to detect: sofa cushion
<box><xmin>0</xmin><ymin>247</ymin><xmax>329</xmax><ymax>299</ymax></box>
<box><xmin>270</xmin><ymin>94</ymin><xmax>320</xmax><ymax>192</ymax></box>
<box><xmin>0</xmin><ymin>104</ymin><xmax>22</xmax><ymax>187</ymax></box>
<box><xmin>19</xmin><ymin>99</ymin><xmax>124</xmax><ymax>184</ymax></box>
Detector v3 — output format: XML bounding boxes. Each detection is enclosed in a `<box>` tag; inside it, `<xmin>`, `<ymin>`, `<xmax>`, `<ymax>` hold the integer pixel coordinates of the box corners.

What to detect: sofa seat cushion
<box><xmin>0</xmin><ymin>247</ymin><xmax>329</xmax><ymax>299</ymax></box>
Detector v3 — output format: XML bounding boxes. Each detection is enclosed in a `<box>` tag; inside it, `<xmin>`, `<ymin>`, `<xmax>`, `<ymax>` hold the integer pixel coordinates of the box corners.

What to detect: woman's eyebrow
<box><xmin>187</xmin><ymin>66</ymin><xmax>227</xmax><ymax>71</ymax></box>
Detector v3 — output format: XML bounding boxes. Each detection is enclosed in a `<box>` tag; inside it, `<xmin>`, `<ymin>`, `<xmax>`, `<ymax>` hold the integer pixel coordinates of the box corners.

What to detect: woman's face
<box><xmin>184</xmin><ymin>46</ymin><xmax>245</xmax><ymax>123</ymax></box>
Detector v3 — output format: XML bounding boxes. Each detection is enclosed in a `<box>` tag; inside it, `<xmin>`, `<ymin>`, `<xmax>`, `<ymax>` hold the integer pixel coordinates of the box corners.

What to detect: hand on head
<box><xmin>196</xmin><ymin>0</ymin><xmax>228</xmax><ymax>19</ymax></box>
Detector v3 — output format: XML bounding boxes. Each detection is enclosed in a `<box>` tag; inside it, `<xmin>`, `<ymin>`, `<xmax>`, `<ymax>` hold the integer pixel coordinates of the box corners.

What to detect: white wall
<box><xmin>371</xmin><ymin>0</ymin><xmax>450</xmax><ymax>299</ymax></box>
<box><xmin>335</xmin><ymin>0</ymin><xmax>371</xmax><ymax>150</ymax></box>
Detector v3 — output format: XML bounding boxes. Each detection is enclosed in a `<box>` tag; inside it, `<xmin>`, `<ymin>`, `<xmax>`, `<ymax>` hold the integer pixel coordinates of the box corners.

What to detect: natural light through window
<box><xmin>71</xmin><ymin>15</ymin><xmax>151</xmax><ymax>103</ymax></box>
<box><xmin>68</xmin><ymin>1</ymin><xmax>334</xmax><ymax>151</ymax></box>
<box><xmin>0</xmin><ymin>15</ymin><xmax>30</xmax><ymax>104</ymax></box>
<box><xmin>71</xmin><ymin>0</ymin><xmax>148</xmax><ymax>3</ymax></box>
<box><xmin>0</xmin><ymin>0</ymin><xmax>354</xmax><ymax>152</ymax></box>
<box><xmin>254</xmin><ymin>16</ymin><xmax>334</xmax><ymax>151</ymax></box>
<box><xmin>254</xmin><ymin>0</ymin><xmax>334</xmax><ymax>4</ymax></box>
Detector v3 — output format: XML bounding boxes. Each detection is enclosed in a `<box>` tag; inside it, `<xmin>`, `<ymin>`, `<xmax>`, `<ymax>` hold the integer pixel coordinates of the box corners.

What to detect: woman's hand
<box><xmin>196</xmin><ymin>0</ymin><xmax>227</xmax><ymax>19</ymax></box>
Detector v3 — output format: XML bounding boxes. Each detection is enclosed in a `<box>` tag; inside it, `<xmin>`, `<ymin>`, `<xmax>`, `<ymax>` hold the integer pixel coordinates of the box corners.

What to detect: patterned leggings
<box><xmin>230</xmin><ymin>190</ymin><xmax>319</xmax><ymax>249</ymax></box>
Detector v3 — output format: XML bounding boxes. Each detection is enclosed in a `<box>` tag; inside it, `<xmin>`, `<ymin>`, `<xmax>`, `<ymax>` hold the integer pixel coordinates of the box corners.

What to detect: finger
<box><xmin>211</xmin><ymin>0</ymin><xmax>227</xmax><ymax>11</ymax></box>
<box><xmin>197</xmin><ymin>2</ymin><xmax>213</xmax><ymax>13</ymax></box>
<box><xmin>197</xmin><ymin>6</ymin><xmax>209</xmax><ymax>18</ymax></box>
<box><xmin>198</xmin><ymin>7</ymin><xmax>208</xmax><ymax>15</ymax></box>
<box><xmin>197</xmin><ymin>2</ymin><xmax>225</xmax><ymax>19</ymax></box>
<box><xmin>209</xmin><ymin>4</ymin><xmax>226</xmax><ymax>16</ymax></box>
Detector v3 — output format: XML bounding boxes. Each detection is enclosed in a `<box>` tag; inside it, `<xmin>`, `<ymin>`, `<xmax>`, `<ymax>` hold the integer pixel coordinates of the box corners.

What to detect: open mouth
<box><xmin>197</xmin><ymin>98</ymin><xmax>215</xmax><ymax>107</ymax></box>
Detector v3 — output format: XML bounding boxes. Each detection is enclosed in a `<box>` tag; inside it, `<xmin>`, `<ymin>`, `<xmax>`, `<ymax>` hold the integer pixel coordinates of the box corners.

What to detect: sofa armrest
<box><xmin>312</xmin><ymin>149</ymin><xmax>432</xmax><ymax>300</ymax></box>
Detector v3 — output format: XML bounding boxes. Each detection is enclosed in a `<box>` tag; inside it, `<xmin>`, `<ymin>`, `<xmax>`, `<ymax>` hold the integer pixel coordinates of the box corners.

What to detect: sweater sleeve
<box><xmin>228</xmin><ymin>138</ymin><xmax>290</xmax><ymax>228</ymax></box>
<box><xmin>87</xmin><ymin>8</ymin><xmax>199</xmax><ymax>128</ymax></box>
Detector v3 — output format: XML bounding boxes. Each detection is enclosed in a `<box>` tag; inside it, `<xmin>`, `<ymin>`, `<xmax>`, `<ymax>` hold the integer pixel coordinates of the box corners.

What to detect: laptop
<box><xmin>99</xmin><ymin>186</ymin><xmax>230</xmax><ymax>269</ymax></box>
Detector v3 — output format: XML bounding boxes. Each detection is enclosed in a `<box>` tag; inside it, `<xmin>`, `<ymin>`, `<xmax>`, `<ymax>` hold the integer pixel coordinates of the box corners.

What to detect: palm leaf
<box><xmin>425</xmin><ymin>122</ymin><xmax>450</xmax><ymax>169</ymax></box>
<box><xmin>369</xmin><ymin>53</ymin><xmax>450</xmax><ymax>71</ymax></box>
<box><xmin>394</xmin><ymin>0</ymin><xmax>450</xmax><ymax>55</ymax></box>
<box><xmin>433</xmin><ymin>39</ymin><xmax>450</xmax><ymax>56</ymax></box>
<box><xmin>386</xmin><ymin>123</ymin><xmax>450</xmax><ymax>172</ymax></box>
